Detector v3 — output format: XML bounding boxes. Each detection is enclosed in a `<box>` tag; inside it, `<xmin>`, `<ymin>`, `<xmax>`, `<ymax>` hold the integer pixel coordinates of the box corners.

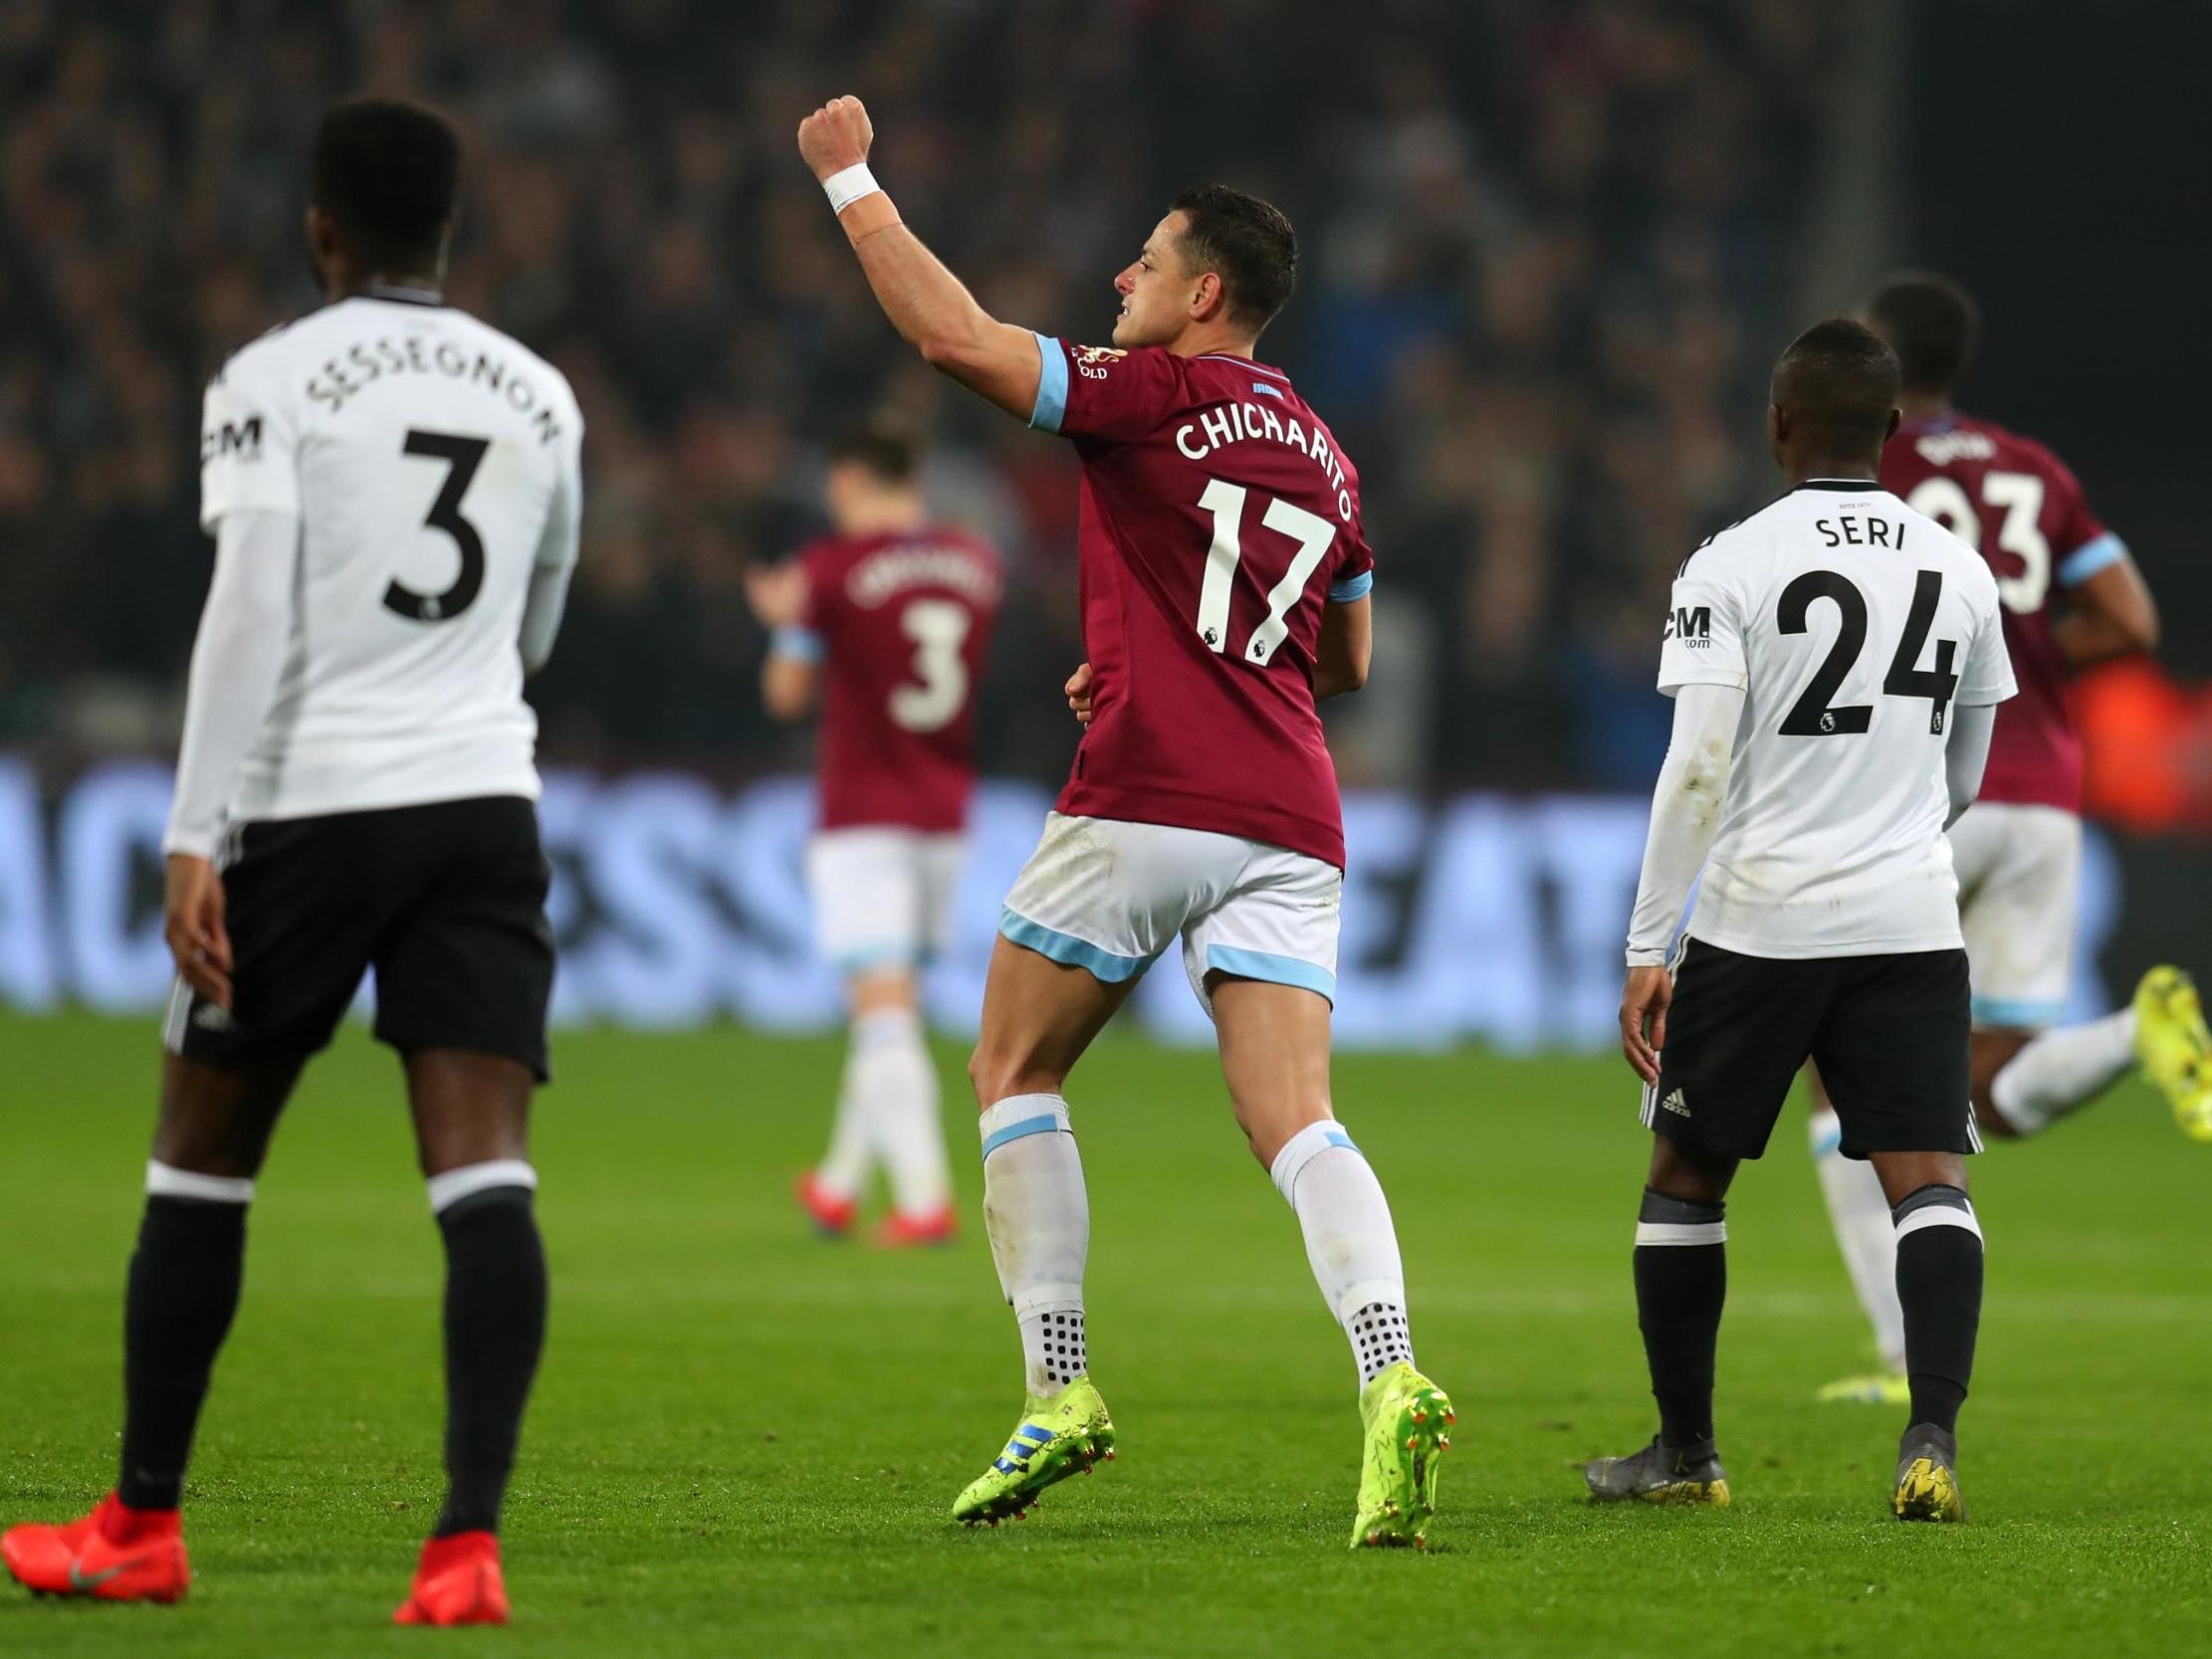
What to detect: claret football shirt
<box><xmin>781</xmin><ymin>527</ymin><xmax>1001</xmax><ymax>833</ymax></box>
<box><xmin>1881</xmin><ymin>412</ymin><xmax>2123</xmax><ymax>814</ymax></box>
<box><xmin>1028</xmin><ymin>336</ymin><xmax>1374</xmax><ymax>868</ymax></box>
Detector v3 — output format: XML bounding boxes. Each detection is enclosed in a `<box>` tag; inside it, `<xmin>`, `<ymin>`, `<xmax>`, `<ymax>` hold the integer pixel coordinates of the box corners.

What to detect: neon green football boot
<box><xmin>1351</xmin><ymin>1361</ymin><xmax>1453</xmax><ymax>1549</ymax></box>
<box><xmin>951</xmin><ymin>1377</ymin><xmax>1115</xmax><ymax>1527</ymax></box>
<box><xmin>1816</xmin><ymin>1368</ymin><xmax>1910</xmax><ymax>1405</ymax></box>
<box><xmin>2135</xmin><ymin>966</ymin><xmax>2212</xmax><ymax>1142</ymax></box>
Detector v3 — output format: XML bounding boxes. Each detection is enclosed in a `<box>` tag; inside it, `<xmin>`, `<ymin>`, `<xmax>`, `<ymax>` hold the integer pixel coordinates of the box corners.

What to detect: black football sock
<box><xmin>432</xmin><ymin>1176</ymin><xmax>548</xmax><ymax>1538</ymax></box>
<box><xmin>1632</xmin><ymin>1187</ymin><xmax>1727</xmax><ymax>1450</ymax></box>
<box><xmin>1891</xmin><ymin>1184</ymin><xmax>1982</xmax><ymax>1436</ymax></box>
<box><xmin>118</xmin><ymin>1186</ymin><xmax>252</xmax><ymax>1509</ymax></box>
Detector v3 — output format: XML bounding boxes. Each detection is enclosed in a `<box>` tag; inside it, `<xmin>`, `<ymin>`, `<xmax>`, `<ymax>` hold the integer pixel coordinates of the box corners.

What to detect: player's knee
<box><xmin>151</xmin><ymin>1055</ymin><xmax>292</xmax><ymax>1178</ymax></box>
<box><xmin>1645</xmin><ymin>1136</ymin><xmax>1735</xmax><ymax>1204</ymax></box>
<box><xmin>1969</xmin><ymin>1097</ymin><xmax>2023</xmax><ymax>1139</ymax></box>
<box><xmin>967</xmin><ymin>1042</ymin><xmax>1059</xmax><ymax>1110</ymax></box>
<box><xmin>849</xmin><ymin>967</ymin><xmax>919</xmax><ymax>1019</ymax></box>
<box><xmin>404</xmin><ymin>1049</ymin><xmax>533</xmax><ymax>1175</ymax></box>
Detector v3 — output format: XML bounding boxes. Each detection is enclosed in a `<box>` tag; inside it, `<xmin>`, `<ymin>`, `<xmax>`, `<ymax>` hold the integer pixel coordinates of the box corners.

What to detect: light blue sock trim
<box><xmin>1327</xmin><ymin>569</ymin><xmax>1373</xmax><ymax>603</ymax></box>
<box><xmin>999</xmin><ymin>908</ymin><xmax>1151</xmax><ymax>982</ymax></box>
<box><xmin>835</xmin><ymin>943</ymin><xmax>919</xmax><ymax>975</ymax></box>
<box><xmin>1971</xmin><ymin>993</ymin><xmax>2064</xmax><ymax>1030</ymax></box>
<box><xmin>981</xmin><ymin>1115</ymin><xmax>1062</xmax><ymax>1158</ymax></box>
<box><xmin>1205</xmin><ymin>943</ymin><xmax>1335</xmax><ymax>1004</ymax></box>
<box><xmin>1028</xmin><ymin>332</ymin><xmax>1068</xmax><ymax>432</ymax></box>
<box><xmin>1267</xmin><ymin>1117</ymin><xmax>1365</xmax><ymax>1203</ymax></box>
<box><xmin>2057</xmin><ymin>531</ymin><xmax>2125</xmax><ymax>587</ymax></box>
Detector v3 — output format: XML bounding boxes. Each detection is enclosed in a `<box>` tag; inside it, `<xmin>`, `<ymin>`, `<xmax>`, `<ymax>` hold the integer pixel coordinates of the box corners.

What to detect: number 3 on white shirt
<box><xmin>891</xmin><ymin>598</ymin><xmax>971</xmax><ymax>733</ymax></box>
<box><xmin>1194</xmin><ymin>479</ymin><xmax>1336</xmax><ymax>666</ymax></box>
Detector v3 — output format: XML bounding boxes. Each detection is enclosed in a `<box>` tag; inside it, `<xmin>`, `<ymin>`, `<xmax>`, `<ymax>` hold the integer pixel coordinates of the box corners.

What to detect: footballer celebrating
<box><xmin>796</xmin><ymin>96</ymin><xmax>1451</xmax><ymax>1547</ymax></box>
<box><xmin>1804</xmin><ymin>273</ymin><xmax>2212</xmax><ymax>1404</ymax></box>
<box><xmin>2</xmin><ymin>101</ymin><xmax>581</xmax><ymax>1622</ymax></box>
<box><xmin>1595</xmin><ymin>320</ymin><xmax>2013</xmax><ymax>1521</ymax></box>
<box><xmin>745</xmin><ymin>422</ymin><xmax>1001</xmax><ymax>1246</ymax></box>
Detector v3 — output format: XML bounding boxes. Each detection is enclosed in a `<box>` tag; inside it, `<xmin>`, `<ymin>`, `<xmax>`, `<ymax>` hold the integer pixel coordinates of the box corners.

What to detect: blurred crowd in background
<box><xmin>8</xmin><ymin>0</ymin><xmax>1851</xmax><ymax>790</ymax></box>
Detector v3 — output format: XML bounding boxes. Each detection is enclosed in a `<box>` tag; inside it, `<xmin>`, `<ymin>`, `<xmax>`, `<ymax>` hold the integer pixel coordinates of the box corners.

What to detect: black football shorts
<box><xmin>1639</xmin><ymin>937</ymin><xmax>1974</xmax><ymax>1160</ymax></box>
<box><xmin>164</xmin><ymin>795</ymin><xmax>554</xmax><ymax>1081</ymax></box>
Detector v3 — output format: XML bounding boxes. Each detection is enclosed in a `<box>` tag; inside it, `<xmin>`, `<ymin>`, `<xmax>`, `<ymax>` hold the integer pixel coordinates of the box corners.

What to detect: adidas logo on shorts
<box><xmin>1659</xmin><ymin>1089</ymin><xmax>1690</xmax><ymax>1118</ymax></box>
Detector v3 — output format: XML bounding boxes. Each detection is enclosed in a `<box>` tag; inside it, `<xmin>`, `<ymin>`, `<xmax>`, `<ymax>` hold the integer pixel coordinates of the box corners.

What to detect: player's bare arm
<box><xmin>797</xmin><ymin>97</ymin><xmax>1041</xmax><ymax>419</ymax></box>
<box><xmin>1313</xmin><ymin>597</ymin><xmax>1372</xmax><ymax>700</ymax></box>
<box><xmin>2055</xmin><ymin>554</ymin><xmax>2159</xmax><ymax>667</ymax></box>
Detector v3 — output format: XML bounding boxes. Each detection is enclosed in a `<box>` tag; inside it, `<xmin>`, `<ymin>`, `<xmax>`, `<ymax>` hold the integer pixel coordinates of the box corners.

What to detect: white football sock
<box><xmin>1269</xmin><ymin>1121</ymin><xmax>1413</xmax><ymax>1386</ymax></box>
<box><xmin>1808</xmin><ymin>1110</ymin><xmax>1904</xmax><ymax>1371</ymax></box>
<box><xmin>813</xmin><ymin>1055</ymin><xmax>872</xmax><ymax>1202</ymax></box>
<box><xmin>1989</xmin><ymin>1009</ymin><xmax>2138</xmax><ymax>1137</ymax></box>
<box><xmin>853</xmin><ymin>1008</ymin><xmax>950</xmax><ymax>1216</ymax></box>
<box><xmin>978</xmin><ymin>1094</ymin><xmax>1089</xmax><ymax>1396</ymax></box>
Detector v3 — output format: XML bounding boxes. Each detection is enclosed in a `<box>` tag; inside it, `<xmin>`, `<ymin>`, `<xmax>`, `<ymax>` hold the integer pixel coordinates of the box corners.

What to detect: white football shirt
<box><xmin>1657</xmin><ymin>479</ymin><xmax>2016</xmax><ymax>957</ymax></box>
<box><xmin>197</xmin><ymin>290</ymin><xmax>583</xmax><ymax>822</ymax></box>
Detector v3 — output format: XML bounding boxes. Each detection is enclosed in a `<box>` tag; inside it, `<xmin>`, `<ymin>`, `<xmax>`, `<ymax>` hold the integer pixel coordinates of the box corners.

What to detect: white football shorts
<box><xmin>806</xmin><ymin>827</ymin><xmax>968</xmax><ymax>976</ymax></box>
<box><xmin>1947</xmin><ymin>800</ymin><xmax>2082</xmax><ymax>1030</ymax></box>
<box><xmin>998</xmin><ymin>812</ymin><xmax>1341</xmax><ymax>1017</ymax></box>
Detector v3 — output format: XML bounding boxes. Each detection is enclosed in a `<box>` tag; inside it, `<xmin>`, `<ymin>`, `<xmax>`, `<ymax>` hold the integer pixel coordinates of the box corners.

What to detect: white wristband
<box><xmin>822</xmin><ymin>163</ymin><xmax>881</xmax><ymax>214</ymax></box>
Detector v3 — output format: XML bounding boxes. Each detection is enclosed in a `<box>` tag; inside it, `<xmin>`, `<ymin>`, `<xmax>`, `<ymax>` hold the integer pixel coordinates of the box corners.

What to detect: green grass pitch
<box><xmin>2</xmin><ymin>1008</ymin><xmax>2207</xmax><ymax>1658</ymax></box>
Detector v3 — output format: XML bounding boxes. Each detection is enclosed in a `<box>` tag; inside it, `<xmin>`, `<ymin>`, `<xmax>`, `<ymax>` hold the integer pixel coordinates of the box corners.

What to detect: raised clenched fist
<box><xmin>797</xmin><ymin>95</ymin><xmax>874</xmax><ymax>181</ymax></box>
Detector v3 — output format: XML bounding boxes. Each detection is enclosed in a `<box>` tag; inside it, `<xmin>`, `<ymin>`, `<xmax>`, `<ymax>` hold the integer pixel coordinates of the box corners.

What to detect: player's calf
<box><xmin>1266</xmin><ymin>1121</ymin><xmax>1453</xmax><ymax>1547</ymax></box>
<box><xmin>1630</xmin><ymin>1187</ymin><xmax>1728</xmax><ymax>1452</ymax></box>
<box><xmin>1883</xmin><ymin>1177</ymin><xmax>1982</xmax><ymax>1516</ymax></box>
<box><xmin>425</xmin><ymin>1159</ymin><xmax>547</xmax><ymax>1545</ymax></box>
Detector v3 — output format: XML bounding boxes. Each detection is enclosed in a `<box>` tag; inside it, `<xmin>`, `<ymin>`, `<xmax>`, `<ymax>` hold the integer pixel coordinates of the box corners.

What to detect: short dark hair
<box><xmin>828</xmin><ymin>418</ymin><xmax>918</xmax><ymax>485</ymax></box>
<box><xmin>312</xmin><ymin>98</ymin><xmax>461</xmax><ymax>274</ymax></box>
<box><xmin>1772</xmin><ymin>316</ymin><xmax>1901</xmax><ymax>452</ymax></box>
<box><xmin>1169</xmin><ymin>184</ymin><xmax>1298</xmax><ymax>334</ymax></box>
<box><xmin>1863</xmin><ymin>271</ymin><xmax>1979</xmax><ymax>395</ymax></box>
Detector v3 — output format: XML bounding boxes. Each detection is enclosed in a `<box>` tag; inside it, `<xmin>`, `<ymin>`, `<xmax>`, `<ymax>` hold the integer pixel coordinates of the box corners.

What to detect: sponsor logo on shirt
<box><xmin>1663</xmin><ymin>605</ymin><xmax>1711</xmax><ymax>646</ymax></box>
<box><xmin>1074</xmin><ymin>343</ymin><xmax>1125</xmax><ymax>380</ymax></box>
<box><xmin>200</xmin><ymin>415</ymin><xmax>264</xmax><ymax>466</ymax></box>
